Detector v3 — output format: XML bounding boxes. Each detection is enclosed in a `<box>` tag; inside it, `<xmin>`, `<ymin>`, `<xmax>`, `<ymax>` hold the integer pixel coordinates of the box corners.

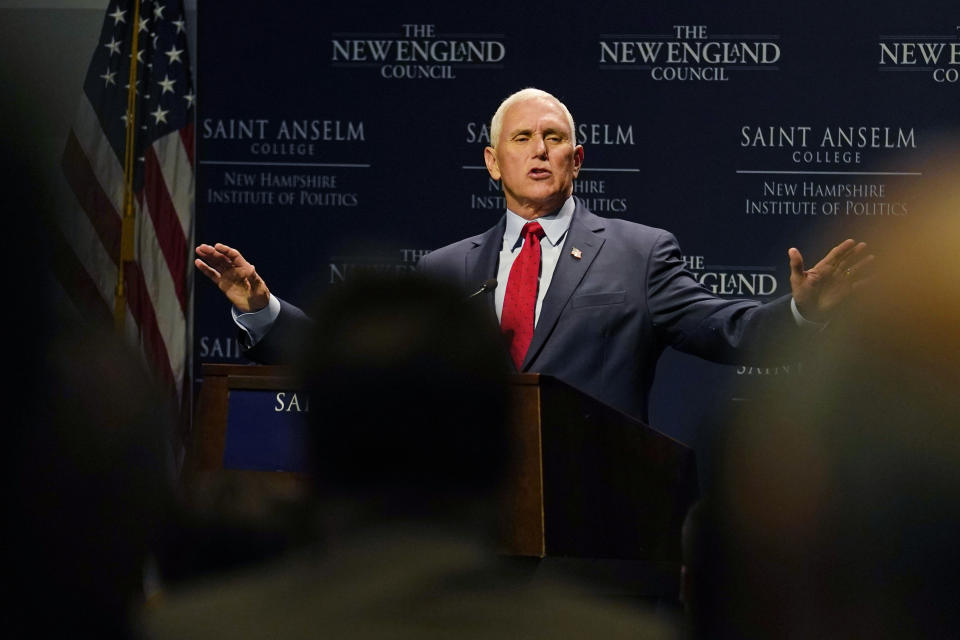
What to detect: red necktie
<box><xmin>501</xmin><ymin>221</ymin><xmax>545</xmax><ymax>369</ymax></box>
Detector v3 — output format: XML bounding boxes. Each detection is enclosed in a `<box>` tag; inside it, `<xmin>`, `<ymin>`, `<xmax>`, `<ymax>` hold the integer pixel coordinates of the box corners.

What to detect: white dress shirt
<box><xmin>495</xmin><ymin>197</ymin><xmax>575</xmax><ymax>326</ymax></box>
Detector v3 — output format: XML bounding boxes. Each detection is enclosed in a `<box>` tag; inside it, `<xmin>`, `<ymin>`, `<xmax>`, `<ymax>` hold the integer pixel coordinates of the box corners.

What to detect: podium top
<box><xmin>201</xmin><ymin>363</ymin><xmax>544</xmax><ymax>386</ymax></box>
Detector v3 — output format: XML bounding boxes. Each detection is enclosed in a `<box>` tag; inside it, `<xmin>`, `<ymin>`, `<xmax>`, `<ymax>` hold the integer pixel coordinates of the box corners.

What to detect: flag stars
<box><xmin>139</xmin><ymin>17</ymin><xmax>149</xmax><ymax>33</ymax></box>
<box><xmin>104</xmin><ymin>36</ymin><xmax>122</xmax><ymax>55</ymax></box>
<box><xmin>172</xmin><ymin>18</ymin><xmax>185</xmax><ymax>34</ymax></box>
<box><xmin>158</xmin><ymin>74</ymin><xmax>176</xmax><ymax>94</ymax></box>
<box><xmin>150</xmin><ymin>105</ymin><xmax>169</xmax><ymax>125</ymax></box>
<box><xmin>153</xmin><ymin>3</ymin><xmax>165</xmax><ymax>19</ymax></box>
<box><xmin>165</xmin><ymin>45</ymin><xmax>184</xmax><ymax>64</ymax></box>
<box><xmin>183</xmin><ymin>91</ymin><xmax>195</xmax><ymax>108</ymax></box>
<box><xmin>100</xmin><ymin>67</ymin><xmax>117</xmax><ymax>86</ymax></box>
<box><xmin>109</xmin><ymin>7</ymin><xmax>126</xmax><ymax>25</ymax></box>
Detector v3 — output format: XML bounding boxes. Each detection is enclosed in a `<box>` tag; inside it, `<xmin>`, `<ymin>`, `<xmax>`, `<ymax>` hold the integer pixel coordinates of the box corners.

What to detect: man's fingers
<box><xmin>194</xmin><ymin>243</ymin><xmax>233</xmax><ymax>270</ymax></box>
<box><xmin>848</xmin><ymin>253</ymin><xmax>875</xmax><ymax>273</ymax></box>
<box><xmin>851</xmin><ymin>275</ymin><xmax>876</xmax><ymax>291</ymax></box>
<box><xmin>836</xmin><ymin>241</ymin><xmax>868</xmax><ymax>267</ymax></box>
<box><xmin>820</xmin><ymin>238</ymin><xmax>866</xmax><ymax>266</ymax></box>
<box><xmin>213</xmin><ymin>242</ymin><xmax>248</xmax><ymax>266</ymax></box>
<box><xmin>791</xmin><ymin>240</ymin><xmax>870</xmax><ymax>278</ymax></box>
<box><xmin>837</xmin><ymin>249</ymin><xmax>874</xmax><ymax>279</ymax></box>
<box><xmin>195</xmin><ymin>243</ymin><xmax>222</xmax><ymax>262</ymax></box>
<box><xmin>196</xmin><ymin>242</ymin><xmax>256</xmax><ymax>274</ymax></box>
<box><xmin>194</xmin><ymin>258</ymin><xmax>222</xmax><ymax>282</ymax></box>
<box><xmin>788</xmin><ymin>247</ymin><xmax>805</xmax><ymax>279</ymax></box>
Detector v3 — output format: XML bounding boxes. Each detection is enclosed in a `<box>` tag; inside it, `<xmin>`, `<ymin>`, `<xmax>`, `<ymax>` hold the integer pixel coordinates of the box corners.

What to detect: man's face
<box><xmin>484</xmin><ymin>97</ymin><xmax>584</xmax><ymax>219</ymax></box>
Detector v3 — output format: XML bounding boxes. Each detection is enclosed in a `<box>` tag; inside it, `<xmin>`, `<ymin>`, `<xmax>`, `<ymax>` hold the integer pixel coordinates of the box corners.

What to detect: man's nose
<box><xmin>532</xmin><ymin>135</ymin><xmax>547</xmax><ymax>158</ymax></box>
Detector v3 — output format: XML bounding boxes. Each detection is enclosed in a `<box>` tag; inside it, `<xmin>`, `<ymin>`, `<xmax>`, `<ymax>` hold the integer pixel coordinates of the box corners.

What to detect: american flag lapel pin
<box><xmin>570</xmin><ymin>247</ymin><xmax>582</xmax><ymax>260</ymax></box>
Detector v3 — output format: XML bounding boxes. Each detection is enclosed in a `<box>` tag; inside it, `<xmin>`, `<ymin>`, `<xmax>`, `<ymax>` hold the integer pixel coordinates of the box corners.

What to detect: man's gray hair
<box><xmin>489</xmin><ymin>88</ymin><xmax>577</xmax><ymax>148</ymax></box>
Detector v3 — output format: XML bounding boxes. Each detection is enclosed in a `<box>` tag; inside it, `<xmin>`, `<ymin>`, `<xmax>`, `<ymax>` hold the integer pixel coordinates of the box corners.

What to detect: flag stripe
<box><xmin>55</xmin><ymin>175</ymin><xmax>119</xmax><ymax>306</ymax></box>
<box><xmin>62</xmin><ymin>130</ymin><xmax>122</xmax><ymax>264</ymax></box>
<box><xmin>143</xmin><ymin>146</ymin><xmax>189</xmax><ymax>312</ymax></box>
<box><xmin>180</xmin><ymin>121</ymin><xmax>195</xmax><ymax>166</ymax></box>
<box><xmin>136</xmin><ymin>194</ymin><xmax>188</xmax><ymax>385</ymax></box>
<box><xmin>72</xmin><ymin>94</ymin><xmax>126</xmax><ymax>215</ymax></box>
<box><xmin>153</xmin><ymin>128</ymin><xmax>194</xmax><ymax>237</ymax></box>
<box><xmin>46</xmin><ymin>218</ymin><xmax>113</xmax><ymax>325</ymax></box>
<box><xmin>125</xmin><ymin>259</ymin><xmax>176</xmax><ymax>389</ymax></box>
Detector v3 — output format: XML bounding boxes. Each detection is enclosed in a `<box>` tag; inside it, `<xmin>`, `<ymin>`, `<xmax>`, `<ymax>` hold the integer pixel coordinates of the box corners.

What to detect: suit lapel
<box><xmin>464</xmin><ymin>217</ymin><xmax>505</xmax><ymax>321</ymax></box>
<box><xmin>522</xmin><ymin>204</ymin><xmax>606</xmax><ymax>370</ymax></box>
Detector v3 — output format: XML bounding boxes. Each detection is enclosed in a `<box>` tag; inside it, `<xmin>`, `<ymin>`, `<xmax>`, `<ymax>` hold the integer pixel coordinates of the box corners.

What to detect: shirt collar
<box><xmin>502</xmin><ymin>196</ymin><xmax>575</xmax><ymax>250</ymax></box>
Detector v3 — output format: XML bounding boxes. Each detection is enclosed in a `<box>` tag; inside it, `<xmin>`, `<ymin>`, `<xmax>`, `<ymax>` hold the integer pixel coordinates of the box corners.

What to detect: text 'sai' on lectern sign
<box><xmin>223</xmin><ymin>389</ymin><xmax>312</xmax><ymax>472</ymax></box>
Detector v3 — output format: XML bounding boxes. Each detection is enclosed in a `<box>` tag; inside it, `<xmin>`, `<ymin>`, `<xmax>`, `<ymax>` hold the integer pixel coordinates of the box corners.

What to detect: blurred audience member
<box><xmin>691</xmin><ymin>143</ymin><xmax>960</xmax><ymax>639</ymax></box>
<box><xmin>2</xmin><ymin>84</ymin><xmax>175</xmax><ymax>638</ymax></box>
<box><xmin>5</xmin><ymin>326</ymin><xmax>175</xmax><ymax>639</ymax></box>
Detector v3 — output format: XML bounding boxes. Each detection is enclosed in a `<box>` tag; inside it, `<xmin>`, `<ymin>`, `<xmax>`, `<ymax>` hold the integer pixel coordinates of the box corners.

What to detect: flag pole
<box><xmin>115</xmin><ymin>0</ymin><xmax>142</xmax><ymax>332</ymax></box>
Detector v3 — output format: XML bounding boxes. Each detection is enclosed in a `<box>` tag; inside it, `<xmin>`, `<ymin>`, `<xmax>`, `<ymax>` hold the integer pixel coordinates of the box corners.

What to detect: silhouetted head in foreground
<box><xmin>300</xmin><ymin>274</ymin><xmax>510</xmax><ymax>522</ymax></box>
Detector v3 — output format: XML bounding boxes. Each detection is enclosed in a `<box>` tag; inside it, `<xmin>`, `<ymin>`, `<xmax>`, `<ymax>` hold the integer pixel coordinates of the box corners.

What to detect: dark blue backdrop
<box><xmin>195</xmin><ymin>0</ymin><xmax>959</xmax><ymax>470</ymax></box>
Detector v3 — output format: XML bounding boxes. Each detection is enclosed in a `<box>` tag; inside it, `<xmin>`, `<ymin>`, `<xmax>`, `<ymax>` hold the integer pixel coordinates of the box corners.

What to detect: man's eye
<box><xmin>514</xmin><ymin>136</ymin><xmax>530</xmax><ymax>142</ymax></box>
<box><xmin>546</xmin><ymin>135</ymin><xmax>562</xmax><ymax>143</ymax></box>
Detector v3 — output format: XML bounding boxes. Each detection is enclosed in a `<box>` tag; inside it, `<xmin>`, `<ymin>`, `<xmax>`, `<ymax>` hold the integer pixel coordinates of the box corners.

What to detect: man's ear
<box><xmin>484</xmin><ymin>146</ymin><xmax>501</xmax><ymax>181</ymax></box>
<box><xmin>571</xmin><ymin>145</ymin><xmax>584</xmax><ymax>177</ymax></box>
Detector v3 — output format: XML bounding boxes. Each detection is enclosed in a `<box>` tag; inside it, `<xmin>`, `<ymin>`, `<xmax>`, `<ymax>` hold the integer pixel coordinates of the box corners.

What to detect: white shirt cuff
<box><xmin>231</xmin><ymin>294</ymin><xmax>281</xmax><ymax>346</ymax></box>
<box><xmin>790</xmin><ymin>297</ymin><xmax>825</xmax><ymax>328</ymax></box>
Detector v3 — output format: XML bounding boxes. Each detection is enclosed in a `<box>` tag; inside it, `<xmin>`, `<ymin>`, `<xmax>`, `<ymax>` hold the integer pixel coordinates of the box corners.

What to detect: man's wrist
<box><xmin>231</xmin><ymin>294</ymin><xmax>281</xmax><ymax>345</ymax></box>
<box><xmin>790</xmin><ymin>297</ymin><xmax>826</xmax><ymax>328</ymax></box>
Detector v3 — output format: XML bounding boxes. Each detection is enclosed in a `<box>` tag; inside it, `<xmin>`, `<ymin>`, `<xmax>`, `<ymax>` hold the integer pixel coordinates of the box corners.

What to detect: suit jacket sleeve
<box><xmin>646</xmin><ymin>230</ymin><xmax>799</xmax><ymax>364</ymax></box>
<box><xmin>242</xmin><ymin>297</ymin><xmax>313</xmax><ymax>364</ymax></box>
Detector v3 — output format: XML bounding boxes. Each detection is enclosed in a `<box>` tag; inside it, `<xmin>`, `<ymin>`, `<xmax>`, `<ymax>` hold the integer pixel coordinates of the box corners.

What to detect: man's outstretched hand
<box><xmin>195</xmin><ymin>243</ymin><xmax>270</xmax><ymax>313</ymax></box>
<box><xmin>789</xmin><ymin>239</ymin><xmax>873</xmax><ymax>322</ymax></box>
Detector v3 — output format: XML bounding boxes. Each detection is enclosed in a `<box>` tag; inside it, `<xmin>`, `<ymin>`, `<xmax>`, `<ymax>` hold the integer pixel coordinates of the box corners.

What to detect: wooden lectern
<box><xmin>189</xmin><ymin>364</ymin><xmax>697</xmax><ymax>563</ymax></box>
<box><xmin>503</xmin><ymin>373</ymin><xmax>697</xmax><ymax>562</ymax></box>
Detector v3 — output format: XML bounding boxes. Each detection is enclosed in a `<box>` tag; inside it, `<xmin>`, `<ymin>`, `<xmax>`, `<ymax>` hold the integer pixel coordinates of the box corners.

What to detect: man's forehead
<box><xmin>503</xmin><ymin>97</ymin><xmax>569</xmax><ymax>130</ymax></box>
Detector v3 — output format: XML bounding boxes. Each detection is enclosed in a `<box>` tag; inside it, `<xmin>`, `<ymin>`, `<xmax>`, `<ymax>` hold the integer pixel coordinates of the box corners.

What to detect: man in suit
<box><xmin>196</xmin><ymin>88</ymin><xmax>870</xmax><ymax>422</ymax></box>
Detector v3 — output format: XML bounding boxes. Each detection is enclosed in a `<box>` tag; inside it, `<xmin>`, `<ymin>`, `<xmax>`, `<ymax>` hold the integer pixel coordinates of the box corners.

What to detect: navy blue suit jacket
<box><xmin>416</xmin><ymin>200</ymin><xmax>798</xmax><ymax>422</ymax></box>
<box><xmin>248</xmin><ymin>200</ymin><xmax>799</xmax><ymax>422</ymax></box>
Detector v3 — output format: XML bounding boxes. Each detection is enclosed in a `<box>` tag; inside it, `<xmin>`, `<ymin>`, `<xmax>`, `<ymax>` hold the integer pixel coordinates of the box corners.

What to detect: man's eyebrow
<box><xmin>509</xmin><ymin>126</ymin><xmax>568</xmax><ymax>139</ymax></box>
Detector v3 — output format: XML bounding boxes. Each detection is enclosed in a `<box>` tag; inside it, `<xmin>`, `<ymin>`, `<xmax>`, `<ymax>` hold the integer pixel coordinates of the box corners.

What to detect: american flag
<box><xmin>60</xmin><ymin>0</ymin><xmax>194</xmax><ymax>410</ymax></box>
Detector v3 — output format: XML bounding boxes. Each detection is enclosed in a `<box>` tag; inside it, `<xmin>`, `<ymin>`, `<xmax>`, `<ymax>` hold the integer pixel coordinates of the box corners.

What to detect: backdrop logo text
<box><xmin>598</xmin><ymin>24</ymin><xmax>780</xmax><ymax>82</ymax></box>
<box><xmin>331</xmin><ymin>23</ymin><xmax>506</xmax><ymax>80</ymax></box>
<box><xmin>878</xmin><ymin>27</ymin><xmax>960</xmax><ymax>83</ymax></box>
